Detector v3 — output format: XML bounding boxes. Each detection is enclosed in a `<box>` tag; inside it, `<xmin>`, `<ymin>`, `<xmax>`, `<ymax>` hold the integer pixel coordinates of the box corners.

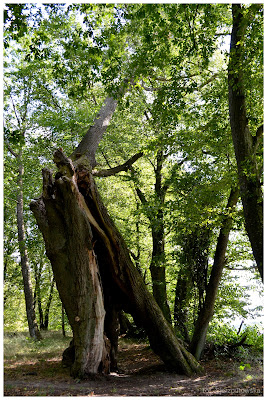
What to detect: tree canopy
<box><xmin>4</xmin><ymin>2</ymin><xmax>263</xmax><ymax>376</ymax></box>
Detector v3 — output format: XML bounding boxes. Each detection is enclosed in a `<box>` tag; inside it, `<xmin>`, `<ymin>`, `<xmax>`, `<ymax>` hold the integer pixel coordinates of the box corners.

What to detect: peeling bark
<box><xmin>31</xmin><ymin>154</ymin><xmax>108</xmax><ymax>377</ymax></box>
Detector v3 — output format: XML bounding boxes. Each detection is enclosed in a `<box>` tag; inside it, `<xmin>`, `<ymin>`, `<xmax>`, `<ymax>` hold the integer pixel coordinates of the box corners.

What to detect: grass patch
<box><xmin>4</xmin><ymin>331</ymin><xmax>72</xmax><ymax>362</ymax></box>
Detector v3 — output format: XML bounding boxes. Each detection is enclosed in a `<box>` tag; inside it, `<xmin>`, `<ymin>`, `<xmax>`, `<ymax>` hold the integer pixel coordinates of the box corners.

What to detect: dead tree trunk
<box><xmin>31</xmin><ymin>149</ymin><xmax>202</xmax><ymax>377</ymax></box>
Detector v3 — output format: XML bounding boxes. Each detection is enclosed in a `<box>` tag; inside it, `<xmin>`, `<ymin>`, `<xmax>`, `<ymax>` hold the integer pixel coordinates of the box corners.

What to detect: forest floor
<box><xmin>4</xmin><ymin>332</ymin><xmax>263</xmax><ymax>397</ymax></box>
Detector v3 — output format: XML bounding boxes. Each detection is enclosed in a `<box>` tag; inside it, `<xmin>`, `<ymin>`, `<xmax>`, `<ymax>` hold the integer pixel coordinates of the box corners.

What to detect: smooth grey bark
<box><xmin>16</xmin><ymin>150</ymin><xmax>41</xmax><ymax>340</ymax></box>
<box><xmin>228</xmin><ymin>4</ymin><xmax>263</xmax><ymax>281</ymax></box>
<box><xmin>70</xmin><ymin>97</ymin><xmax>117</xmax><ymax>168</ymax></box>
<box><xmin>189</xmin><ymin>188</ymin><xmax>239</xmax><ymax>360</ymax></box>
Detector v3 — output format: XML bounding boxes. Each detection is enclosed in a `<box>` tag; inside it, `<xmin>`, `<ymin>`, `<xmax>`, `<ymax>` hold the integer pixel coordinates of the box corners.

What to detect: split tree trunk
<box><xmin>31</xmin><ymin>158</ymin><xmax>108</xmax><ymax>378</ymax></box>
<box><xmin>189</xmin><ymin>188</ymin><xmax>239</xmax><ymax>360</ymax></box>
<box><xmin>31</xmin><ymin>149</ymin><xmax>203</xmax><ymax>377</ymax></box>
<box><xmin>228</xmin><ymin>4</ymin><xmax>263</xmax><ymax>281</ymax></box>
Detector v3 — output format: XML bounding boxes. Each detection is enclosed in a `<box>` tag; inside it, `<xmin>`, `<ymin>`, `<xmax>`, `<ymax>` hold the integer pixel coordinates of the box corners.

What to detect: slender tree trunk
<box><xmin>150</xmin><ymin>217</ymin><xmax>171</xmax><ymax>323</ymax></box>
<box><xmin>228</xmin><ymin>4</ymin><xmax>263</xmax><ymax>281</ymax></box>
<box><xmin>31</xmin><ymin>150</ymin><xmax>203</xmax><ymax>377</ymax></box>
<box><xmin>17</xmin><ymin>151</ymin><xmax>41</xmax><ymax>340</ymax></box>
<box><xmin>173</xmin><ymin>273</ymin><xmax>192</xmax><ymax>343</ymax></box>
<box><xmin>33</xmin><ymin>262</ymin><xmax>44</xmax><ymax>329</ymax></box>
<box><xmin>43</xmin><ymin>276</ymin><xmax>55</xmax><ymax>330</ymax></box>
<box><xmin>134</xmin><ymin>150</ymin><xmax>171</xmax><ymax>322</ymax></box>
<box><xmin>189</xmin><ymin>188</ymin><xmax>239</xmax><ymax>360</ymax></box>
<box><xmin>174</xmin><ymin>228</ymin><xmax>210</xmax><ymax>343</ymax></box>
<box><xmin>62</xmin><ymin>304</ymin><xmax>66</xmax><ymax>337</ymax></box>
<box><xmin>150</xmin><ymin>150</ymin><xmax>171</xmax><ymax>322</ymax></box>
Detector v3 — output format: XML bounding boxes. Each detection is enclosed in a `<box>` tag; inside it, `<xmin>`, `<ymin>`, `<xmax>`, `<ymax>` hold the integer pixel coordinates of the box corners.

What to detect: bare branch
<box><xmin>199</xmin><ymin>73</ymin><xmax>219</xmax><ymax>89</ymax></box>
<box><xmin>5</xmin><ymin>141</ymin><xmax>18</xmax><ymax>158</ymax></box>
<box><xmin>92</xmin><ymin>152</ymin><xmax>143</xmax><ymax>177</ymax></box>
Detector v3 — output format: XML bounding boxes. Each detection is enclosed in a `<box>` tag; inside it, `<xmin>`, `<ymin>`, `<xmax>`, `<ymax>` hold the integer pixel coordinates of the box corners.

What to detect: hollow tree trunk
<box><xmin>228</xmin><ymin>4</ymin><xmax>263</xmax><ymax>281</ymax></box>
<box><xmin>189</xmin><ymin>188</ymin><xmax>239</xmax><ymax>360</ymax></box>
<box><xmin>17</xmin><ymin>152</ymin><xmax>41</xmax><ymax>340</ymax></box>
<box><xmin>31</xmin><ymin>150</ymin><xmax>202</xmax><ymax>377</ymax></box>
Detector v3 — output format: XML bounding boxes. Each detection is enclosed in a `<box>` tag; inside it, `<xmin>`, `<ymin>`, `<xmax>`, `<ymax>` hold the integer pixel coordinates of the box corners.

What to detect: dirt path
<box><xmin>4</xmin><ymin>342</ymin><xmax>263</xmax><ymax>396</ymax></box>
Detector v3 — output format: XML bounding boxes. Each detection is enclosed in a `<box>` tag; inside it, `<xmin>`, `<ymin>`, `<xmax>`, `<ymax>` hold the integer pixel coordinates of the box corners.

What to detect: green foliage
<box><xmin>3</xmin><ymin>3</ymin><xmax>263</xmax><ymax>344</ymax></box>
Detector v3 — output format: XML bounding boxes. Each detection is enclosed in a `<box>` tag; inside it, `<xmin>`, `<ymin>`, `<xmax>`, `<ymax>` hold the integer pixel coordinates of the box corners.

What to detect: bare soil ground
<box><xmin>4</xmin><ymin>340</ymin><xmax>263</xmax><ymax>396</ymax></box>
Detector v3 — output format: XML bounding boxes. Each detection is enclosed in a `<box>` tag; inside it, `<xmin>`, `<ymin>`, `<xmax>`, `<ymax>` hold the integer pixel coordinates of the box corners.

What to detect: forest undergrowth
<box><xmin>4</xmin><ymin>331</ymin><xmax>263</xmax><ymax>396</ymax></box>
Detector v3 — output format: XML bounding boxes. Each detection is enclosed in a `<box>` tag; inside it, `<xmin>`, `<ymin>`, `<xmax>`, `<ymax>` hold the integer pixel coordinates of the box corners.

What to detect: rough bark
<box><xmin>76</xmin><ymin>156</ymin><xmax>202</xmax><ymax>375</ymax></box>
<box><xmin>31</xmin><ymin>150</ymin><xmax>203</xmax><ymax>377</ymax></box>
<box><xmin>228</xmin><ymin>4</ymin><xmax>263</xmax><ymax>281</ymax></box>
<box><xmin>189</xmin><ymin>188</ymin><xmax>240</xmax><ymax>360</ymax></box>
<box><xmin>30</xmin><ymin>154</ymin><xmax>108</xmax><ymax>378</ymax></box>
<box><xmin>17</xmin><ymin>152</ymin><xmax>41</xmax><ymax>340</ymax></box>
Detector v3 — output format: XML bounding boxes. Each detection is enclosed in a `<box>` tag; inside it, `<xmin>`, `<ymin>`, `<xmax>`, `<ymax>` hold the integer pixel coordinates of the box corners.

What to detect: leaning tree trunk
<box><xmin>189</xmin><ymin>188</ymin><xmax>239</xmax><ymax>360</ymax></box>
<box><xmin>31</xmin><ymin>149</ymin><xmax>202</xmax><ymax>377</ymax></box>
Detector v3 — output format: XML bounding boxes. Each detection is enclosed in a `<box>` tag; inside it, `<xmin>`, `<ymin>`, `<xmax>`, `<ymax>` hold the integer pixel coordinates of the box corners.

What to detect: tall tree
<box><xmin>5</xmin><ymin>145</ymin><xmax>41</xmax><ymax>340</ymax></box>
<box><xmin>228</xmin><ymin>4</ymin><xmax>263</xmax><ymax>281</ymax></box>
<box><xmin>4</xmin><ymin>64</ymin><xmax>42</xmax><ymax>339</ymax></box>
<box><xmin>31</xmin><ymin>98</ymin><xmax>203</xmax><ymax>376</ymax></box>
